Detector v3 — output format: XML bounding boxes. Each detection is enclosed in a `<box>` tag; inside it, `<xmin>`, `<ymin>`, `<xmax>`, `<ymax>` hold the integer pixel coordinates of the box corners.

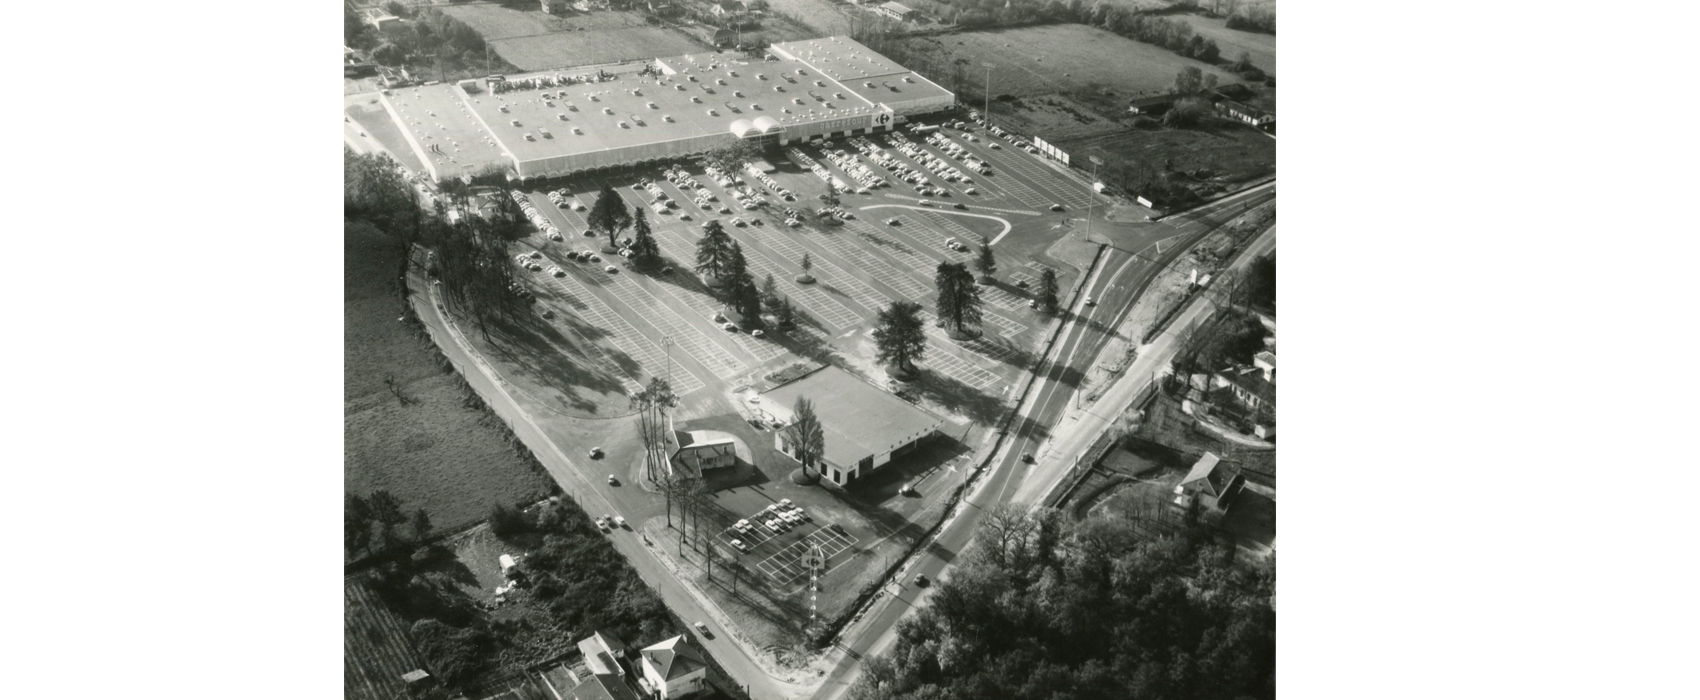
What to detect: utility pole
<box><xmin>983</xmin><ymin>63</ymin><xmax>994</xmax><ymax>126</ymax></box>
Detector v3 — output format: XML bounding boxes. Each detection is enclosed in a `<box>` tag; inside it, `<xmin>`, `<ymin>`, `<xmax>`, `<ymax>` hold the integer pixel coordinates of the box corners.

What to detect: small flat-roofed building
<box><xmin>542</xmin><ymin>0</ymin><xmax>571</xmax><ymax>14</ymax></box>
<box><xmin>571</xmin><ymin>673</ymin><xmax>640</xmax><ymax>700</ymax></box>
<box><xmin>876</xmin><ymin>1</ymin><xmax>916</xmax><ymax>20</ymax></box>
<box><xmin>673</xmin><ymin>432</ymin><xmax>737</xmax><ymax>474</ymax></box>
<box><xmin>762</xmin><ymin>365</ymin><xmax>944</xmax><ymax>486</ymax></box>
<box><xmin>1127</xmin><ymin>93</ymin><xmax>1176</xmax><ymax>114</ymax></box>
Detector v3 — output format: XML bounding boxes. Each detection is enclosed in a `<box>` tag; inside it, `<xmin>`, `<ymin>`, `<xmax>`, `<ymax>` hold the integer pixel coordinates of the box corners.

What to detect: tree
<box><xmin>873</xmin><ymin>300</ymin><xmax>927</xmax><ymax>377</ymax></box>
<box><xmin>369</xmin><ymin>490</ymin><xmax>408</xmax><ymax>546</ymax></box>
<box><xmin>411</xmin><ymin>508</ymin><xmax>433</xmax><ymax>542</ymax></box>
<box><xmin>587</xmin><ymin>184</ymin><xmax>632</xmax><ymax>253</ymax></box>
<box><xmin>693</xmin><ymin>220</ymin><xmax>736</xmax><ymax>284</ymax></box>
<box><xmin>489</xmin><ymin>502</ymin><xmax>530</xmax><ymax>539</ymax></box>
<box><xmin>1243</xmin><ymin>253</ymin><xmax>1275</xmax><ymax>310</ymax></box>
<box><xmin>1174</xmin><ymin>65</ymin><xmax>1204</xmax><ymax>95</ymax></box>
<box><xmin>974</xmin><ymin>234</ymin><xmax>997</xmax><ymax>283</ymax></box>
<box><xmin>1038</xmin><ymin>266</ymin><xmax>1060</xmax><ymax>315</ymax></box>
<box><xmin>782</xmin><ymin>396</ymin><xmax>826</xmax><ymax>479</ymax></box>
<box><xmin>632</xmin><ymin>377</ymin><xmax>677</xmax><ymax>484</ymax></box>
<box><xmin>818</xmin><ymin>182</ymin><xmax>841</xmax><ymax>209</ymax></box>
<box><xmin>934</xmin><ymin>262</ymin><xmax>983</xmax><ymax>338</ymax></box>
<box><xmin>775</xmin><ymin>297</ymin><xmax>796</xmax><ymax>328</ymax></box>
<box><xmin>728</xmin><ymin>248</ymin><xmax>764</xmax><ymax>327</ymax></box>
<box><xmin>628</xmin><ymin>207</ymin><xmax>661</xmax><ymax>270</ymax></box>
<box><xmin>346</xmin><ymin>494</ymin><xmax>374</xmax><ymax>557</ymax></box>
<box><xmin>1165</xmin><ymin>96</ymin><xmax>1213</xmax><ymax>127</ymax></box>
<box><xmin>797</xmin><ymin>251</ymin><xmax>815</xmax><ymax>283</ymax></box>
<box><xmin>760</xmin><ymin>273</ymin><xmax>784</xmax><ymax>318</ymax></box>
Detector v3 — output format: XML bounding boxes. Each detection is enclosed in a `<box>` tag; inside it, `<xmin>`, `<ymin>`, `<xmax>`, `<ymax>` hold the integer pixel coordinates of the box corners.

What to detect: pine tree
<box><xmin>1039</xmin><ymin>266</ymin><xmax>1060</xmax><ymax>315</ymax></box>
<box><xmin>873</xmin><ymin>300</ymin><xmax>927</xmax><ymax>376</ymax></box>
<box><xmin>975</xmin><ymin>234</ymin><xmax>998</xmax><ymax>283</ymax></box>
<box><xmin>693</xmin><ymin>220</ymin><xmax>736</xmax><ymax>283</ymax></box>
<box><xmin>935</xmin><ymin>261</ymin><xmax>983</xmax><ymax>338</ymax></box>
<box><xmin>629</xmin><ymin>208</ymin><xmax>661</xmax><ymax>269</ymax></box>
<box><xmin>797</xmin><ymin>251</ymin><xmax>815</xmax><ymax>283</ymax></box>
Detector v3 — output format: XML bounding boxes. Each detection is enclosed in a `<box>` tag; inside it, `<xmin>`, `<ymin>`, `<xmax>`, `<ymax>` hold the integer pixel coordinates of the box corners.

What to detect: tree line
<box><xmin>847</xmin><ymin>505</ymin><xmax>1275</xmax><ymax>700</ymax></box>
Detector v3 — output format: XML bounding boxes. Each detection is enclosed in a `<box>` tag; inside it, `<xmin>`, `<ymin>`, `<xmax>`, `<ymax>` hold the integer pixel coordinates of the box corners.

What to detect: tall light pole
<box><xmin>983</xmin><ymin>63</ymin><xmax>994</xmax><ymax>125</ymax></box>
<box><xmin>1086</xmin><ymin>155</ymin><xmax>1103</xmax><ymax>244</ymax></box>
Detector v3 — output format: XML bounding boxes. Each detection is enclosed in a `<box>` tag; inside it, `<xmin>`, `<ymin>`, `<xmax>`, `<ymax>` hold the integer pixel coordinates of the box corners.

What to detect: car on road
<box><xmin>1050</xmin><ymin>203</ymin><xmax>1064</xmax><ymax>211</ymax></box>
<box><xmin>589</xmin><ymin>447</ymin><xmax>603</xmax><ymax>458</ymax></box>
<box><xmin>613</xmin><ymin>515</ymin><xmax>627</xmax><ymax>529</ymax></box>
<box><xmin>607</xmin><ymin>474</ymin><xmax>618</xmax><ymax>485</ymax></box>
<box><xmin>695</xmin><ymin>621</ymin><xmax>710</xmax><ymax>636</ymax></box>
<box><xmin>953</xmin><ymin>202</ymin><xmax>967</xmax><ymax>210</ymax></box>
<box><xmin>1084</xmin><ymin>296</ymin><xmax>1096</xmax><ymax>306</ymax></box>
<box><xmin>595</xmin><ymin>517</ymin><xmax>611</xmax><ymax>533</ymax></box>
<box><xmin>913</xmin><ymin>573</ymin><xmax>929</xmax><ymax>587</ymax></box>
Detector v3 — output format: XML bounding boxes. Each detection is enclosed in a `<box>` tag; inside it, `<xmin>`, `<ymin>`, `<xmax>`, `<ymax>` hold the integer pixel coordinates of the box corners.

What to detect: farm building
<box><xmin>761</xmin><ymin>365</ymin><xmax>944</xmax><ymax>487</ymax></box>
<box><xmin>1127</xmin><ymin>93</ymin><xmax>1176</xmax><ymax>114</ymax></box>
<box><xmin>379</xmin><ymin>36</ymin><xmax>955</xmax><ymax>181</ymax></box>
<box><xmin>364</xmin><ymin>8</ymin><xmax>404</xmax><ymax>34</ymax></box>
<box><xmin>1216</xmin><ymin>99</ymin><xmax>1274</xmax><ymax>127</ymax></box>
<box><xmin>541</xmin><ymin>0</ymin><xmax>570</xmax><ymax>14</ymax></box>
<box><xmin>875</xmin><ymin>2</ymin><xmax>917</xmax><ymax>21</ymax></box>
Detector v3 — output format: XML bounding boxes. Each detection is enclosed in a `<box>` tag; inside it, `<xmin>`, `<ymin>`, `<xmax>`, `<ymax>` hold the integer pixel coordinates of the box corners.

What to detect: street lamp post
<box><xmin>1086</xmin><ymin>155</ymin><xmax>1102</xmax><ymax>244</ymax></box>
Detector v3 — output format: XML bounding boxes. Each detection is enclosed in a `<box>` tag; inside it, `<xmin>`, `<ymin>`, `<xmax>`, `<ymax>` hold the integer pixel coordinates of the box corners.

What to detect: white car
<box><xmin>604</xmin><ymin>265</ymin><xmax>618</xmax><ymax>273</ymax></box>
<box><xmin>548</xmin><ymin>266</ymin><xmax>564</xmax><ymax>277</ymax></box>
<box><xmin>721</xmin><ymin>322</ymin><xmax>737</xmax><ymax>331</ymax></box>
<box><xmin>613</xmin><ymin>515</ymin><xmax>627</xmax><ymax>528</ymax></box>
<box><xmin>731</xmin><ymin>539</ymin><xmax>748</xmax><ymax>552</ymax></box>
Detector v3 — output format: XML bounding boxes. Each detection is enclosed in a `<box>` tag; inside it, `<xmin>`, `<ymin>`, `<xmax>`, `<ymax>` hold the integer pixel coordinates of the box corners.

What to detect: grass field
<box><xmin>1055</xmin><ymin>122</ymin><xmax>1276</xmax><ymax>188</ymax></box>
<box><xmin>345</xmin><ymin>220</ymin><xmax>555</xmax><ymax>542</ymax></box>
<box><xmin>441</xmin><ymin>5</ymin><xmax>706</xmax><ymax>70</ymax></box>
<box><xmin>345</xmin><ymin>577</ymin><xmax>425</xmax><ymax>700</ymax></box>
<box><xmin>764</xmin><ymin>0</ymin><xmax>850</xmax><ymax>35</ymax></box>
<box><xmin>1177</xmin><ymin>13</ymin><xmax>1276</xmax><ymax>75</ymax></box>
<box><xmin>899</xmin><ymin>24</ymin><xmax>1233</xmax><ymax>102</ymax></box>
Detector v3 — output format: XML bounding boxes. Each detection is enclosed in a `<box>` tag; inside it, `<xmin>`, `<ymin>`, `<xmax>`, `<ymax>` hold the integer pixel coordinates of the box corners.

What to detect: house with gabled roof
<box><xmin>638</xmin><ymin>635</ymin><xmax>707</xmax><ymax>699</ymax></box>
<box><xmin>1173</xmin><ymin>452</ymin><xmax>1245</xmax><ymax>512</ymax></box>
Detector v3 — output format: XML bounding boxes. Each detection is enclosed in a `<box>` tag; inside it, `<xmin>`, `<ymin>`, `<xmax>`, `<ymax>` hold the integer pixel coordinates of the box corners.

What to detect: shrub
<box><xmin>489</xmin><ymin>502</ymin><xmax>531</xmax><ymax>539</ymax></box>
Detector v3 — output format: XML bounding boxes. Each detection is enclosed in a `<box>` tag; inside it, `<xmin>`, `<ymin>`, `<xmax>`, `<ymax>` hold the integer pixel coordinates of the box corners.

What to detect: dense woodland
<box><xmin>847</xmin><ymin>506</ymin><xmax>1275</xmax><ymax>700</ymax></box>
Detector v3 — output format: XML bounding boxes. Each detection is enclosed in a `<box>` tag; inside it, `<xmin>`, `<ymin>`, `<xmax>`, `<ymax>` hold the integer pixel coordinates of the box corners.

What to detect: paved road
<box><xmin>810</xmin><ymin>185</ymin><xmax>1276</xmax><ymax>700</ymax></box>
<box><xmin>1009</xmin><ymin>223</ymin><xmax>1277</xmax><ymax>508</ymax></box>
<box><xmin>411</xmin><ymin>282</ymin><xmax>812</xmax><ymax>700</ymax></box>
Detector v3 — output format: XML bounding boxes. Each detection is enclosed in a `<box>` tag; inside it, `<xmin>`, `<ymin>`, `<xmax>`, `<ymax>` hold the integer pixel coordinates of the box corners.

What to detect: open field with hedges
<box><xmin>345</xmin><ymin>220</ymin><xmax>555</xmax><ymax>547</ymax></box>
<box><xmin>441</xmin><ymin>5</ymin><xmax>706</xmax><ymax>70</ymax></box>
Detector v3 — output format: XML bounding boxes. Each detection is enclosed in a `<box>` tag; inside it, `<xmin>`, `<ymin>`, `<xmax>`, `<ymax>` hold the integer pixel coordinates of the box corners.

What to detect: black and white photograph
<box><xmin>341</xmin><ymin>2</ymin><xmax>1274</xmax><ymax>699</ymax></box>
<box><xmin>14</xmin><ymin>2</ymin><xmax>1698</xmax><ymax>699</ymax></box>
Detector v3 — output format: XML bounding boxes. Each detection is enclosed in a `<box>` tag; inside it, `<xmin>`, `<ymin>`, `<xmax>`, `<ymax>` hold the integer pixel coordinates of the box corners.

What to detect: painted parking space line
<box><xmin>545</xmin><ymin>267</ymin><xmax>705</xmax><ymax>395</ymax></box>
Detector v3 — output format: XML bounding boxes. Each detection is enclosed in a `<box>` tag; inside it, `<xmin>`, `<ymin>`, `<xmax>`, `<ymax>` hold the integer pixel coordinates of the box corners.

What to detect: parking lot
<box><xmin>752</xmin><ymin>524</ymin><xmax>860</xmax><ymax>585</ymax></box>
<box><xmin>501</xmin><ymin>117</ymin><xmax>1101</xmax><ymax>400</ymax></box>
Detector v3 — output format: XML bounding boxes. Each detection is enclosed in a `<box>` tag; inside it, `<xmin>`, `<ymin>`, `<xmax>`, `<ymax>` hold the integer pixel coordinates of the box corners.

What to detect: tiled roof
<box><xmin>641</xmin><ymin>635</ymin><xmax>706</xmax><ymax>681</ymax></box>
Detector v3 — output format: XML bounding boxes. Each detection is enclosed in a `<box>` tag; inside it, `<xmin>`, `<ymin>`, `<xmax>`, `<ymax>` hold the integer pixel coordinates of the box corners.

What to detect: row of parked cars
<box><xmin>817</xmin><ymin>146</ymin><xmax>887</xmax><ymax>191</ymax></box>
<box><xmin>925</xmin><ymin>132</ymin><xmax>993</xmax><ymax>176</ymax></box>
<box><xmin>511</xmin><ymin>190</ymin><xmax>566</xmax><ymax>241</ymax></box>
<box><xmin>891</xmin><ymin>132</ymin><xmax>974</xmax><ymax>188</ymax></box>
<box><xmin>743</xmin><ymin>162</ymin><xmax>798</xmax><ymax>202</ymax></box>
<box><xmin>727</xmin><ymin>499</ymin><xmax>812</xmax><ymax>552</ymax></box>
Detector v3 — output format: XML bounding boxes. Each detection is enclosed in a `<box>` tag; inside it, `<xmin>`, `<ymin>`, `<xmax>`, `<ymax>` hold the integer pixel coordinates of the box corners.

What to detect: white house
<box><xmin>1173</xmin><ymin>452</ymin><xmax>1244</xmax><ymax>512</ymax></box>
<box><xmin>542</xmin><ymin>0</ymin><xmax>571</xmax><ymax>14</ymax></box>
<box><xmin>638</xmin><ymin>635</ymin><xmax>707</xmax><ymax>699</ymax></box>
